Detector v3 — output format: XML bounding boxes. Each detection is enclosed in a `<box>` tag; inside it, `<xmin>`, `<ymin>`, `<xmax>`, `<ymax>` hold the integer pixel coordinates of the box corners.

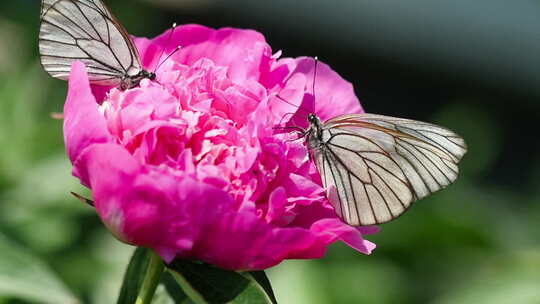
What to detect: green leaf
<box><xmin>245</xmin><ymin>271</ymin><xmax>277</xmax><ymax>304</ymax></box>
<box><xmin>150</xmin><ymin>284</ymin><xmax>176</xmax><ymax>304</ymax></box>
<box><xmin>117</xmin><ymin>247</ymin><xmax>151</xmax><ymax>304</ymax></box>
<box><xmin>0</xmin><ymin>233</ymin><xmax>78</xmax><ymax>304</ymax></box>
<box><xmin>160</xmin><ymin>272</ymin><xmax>189</xmax><ymax>303</ymax></box>
<box><xmin>167</xmin><ymin>260</ymin><xmax>277</xmax><ymax>304</ymax></box>
<box><xmin>117</xmin><ymin>247</ymin><xmax>164</xmax><ymax>304</ymax></box>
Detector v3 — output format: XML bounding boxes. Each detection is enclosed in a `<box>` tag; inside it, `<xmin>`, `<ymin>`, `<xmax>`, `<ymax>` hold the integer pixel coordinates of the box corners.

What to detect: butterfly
<box><xmin>302</xmin><ymin>112</ymin><xmax>467</xmax><ymax>226</ymax></box>
<box><xmin>273</xmin><ymin>57</ymin><xmax>469</xmax><ymax>226</ymax></box>
<box><xmin>39</xmin><ymin>0</ymin><xmax>155</xmax><ymax>90</ymax></box>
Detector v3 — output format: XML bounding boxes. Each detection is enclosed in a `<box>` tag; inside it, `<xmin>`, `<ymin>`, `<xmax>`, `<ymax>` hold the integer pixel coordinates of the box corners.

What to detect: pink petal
<box><xmin>311</xmin><ymin>218</ymin><xmax>376</xmax><ymax>254</ymax></box>
<box><xmin>136</xmin><ymin>25</ymin><xmax>272</xmax><ymax>83</ymax></box>
<box><xmin>266</xmin><ymin>187</ymin><xmax>289</xmax><ymax>223</ymax></box>
<box><xmin>192</xmin><ymin>211</ymin><xmax>322</xmax><ymax>270</ymax></box>
<box><xmin>77</xmin><ymin>143</ymin><xmax>235</xmax><ymax>263</ymax></box>
<box><xmin>63</xmin><ymin>62</ymin><xmax>113</xmax><ymax>184</ymax></box>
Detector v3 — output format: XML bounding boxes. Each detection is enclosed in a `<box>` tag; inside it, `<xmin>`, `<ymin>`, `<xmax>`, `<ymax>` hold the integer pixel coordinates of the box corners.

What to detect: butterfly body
<box><xmin>303</xmin><ymin>113</ymin><xmax>467</xmax><ymax>226</ymax></box>
<box><xmin>39</xmin><ymin>0</ymin><xmax>154</xmax><ymax>89</ymax></box>
<box><xmin>306</xmin><ymin>113</ymin><xmax>325</xmax><ymax>150</ymax></box>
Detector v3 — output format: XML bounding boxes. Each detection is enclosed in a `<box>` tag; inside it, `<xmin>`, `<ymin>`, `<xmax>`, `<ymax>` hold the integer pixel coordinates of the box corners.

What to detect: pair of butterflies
<box><xmin>39</xmin><ymin>0</ymin><xmax>467</xmax><ymax>226</ymax></box>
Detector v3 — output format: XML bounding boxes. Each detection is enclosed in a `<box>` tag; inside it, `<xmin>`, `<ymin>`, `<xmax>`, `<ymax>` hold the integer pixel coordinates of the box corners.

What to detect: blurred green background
<box><xmin>1</xmin><ymin>0</ymin><xmax>540</xmax><ymax>303</ymax></box>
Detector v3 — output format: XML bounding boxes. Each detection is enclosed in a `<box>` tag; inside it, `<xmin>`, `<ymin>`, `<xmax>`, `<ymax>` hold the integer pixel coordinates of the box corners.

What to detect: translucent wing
<box><xmin>311</xmin><ymin>113</ymin><xmax>467</xmax><ymax>226</ymax></box>
<box><xmin>39</xmin><ymin>0</ymin><xmax>142</xmax><ymax>86</ymax></box>
<box><xmin>41</xmin><ymin>0</ymin><xmax>58</xmax><ymax>16</ymax></box>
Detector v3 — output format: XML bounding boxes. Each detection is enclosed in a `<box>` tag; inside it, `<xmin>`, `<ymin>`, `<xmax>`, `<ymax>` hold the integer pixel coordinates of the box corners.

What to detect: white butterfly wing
<box><xmin>39</xmin><ymin>0</ymin><xmax>142</xmax><ymax>85</ymax></box>
<box><xmin>311</xmin><ymin>113</ymin><xmax>467</xmax><ymax>226</ymax></box>
<box><xmin>41</xmin><ymin>0</ymin><xmax>57</xmax><ymax>16</ymax></box>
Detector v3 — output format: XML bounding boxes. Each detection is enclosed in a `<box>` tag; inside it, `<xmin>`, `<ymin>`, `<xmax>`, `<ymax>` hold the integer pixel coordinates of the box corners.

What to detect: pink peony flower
<box><xmin>64</xmin><ymin>24</ymin><xmax>378</xmax><ymax>270</ymax></box>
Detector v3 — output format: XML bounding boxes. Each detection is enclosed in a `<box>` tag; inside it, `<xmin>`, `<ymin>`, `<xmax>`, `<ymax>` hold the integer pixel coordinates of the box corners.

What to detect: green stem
<box><xmin>135</xmin><ymin>250</ymin><xmax>164</xmax><ymax>304</ymax></box>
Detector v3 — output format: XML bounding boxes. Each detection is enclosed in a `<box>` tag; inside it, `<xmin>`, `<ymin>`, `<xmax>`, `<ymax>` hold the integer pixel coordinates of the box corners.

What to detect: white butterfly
<box><xmin>39</xmin><ymin>0</ymin><xmax>154</xmax><ymax>90</ymax></box>
<box><xmin>303</xmin><ymin>112</ymin><xmax>467</xmax><ymax>226</ymax></box>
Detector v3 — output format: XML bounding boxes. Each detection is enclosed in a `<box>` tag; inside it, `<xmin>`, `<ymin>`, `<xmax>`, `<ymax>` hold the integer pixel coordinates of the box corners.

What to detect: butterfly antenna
<box><xmin>312</xmin><ymin>56</ymin><xmax>318</xmax><ymax>105</ymax></box>
<box><xmin>275</xmin><ymin>56</ymin><xmax>319</xmax><ymax>116</ymax></box>
<box><xmin>277</xmin><ymin>112</ymin><xmax>295</xmax><ymax>126</ymax></box>
<box><xmin>272</xmin><ymin>56</ymin><xmax>321</xmax><ymax>126</ymax></box>
<box><xmin>155</xmin><ymin>45</ymin><xmax>182</xmax><ymax>73</ymax></box>
<box><xmin>154</xmin><ymin>23</ymin><xmax>178</xmax><ymax>73</ymax></box>
<box><xmin>275</xmin><ymin>94</ymin><xmax>311</xmax><ymax>116</ymax></box>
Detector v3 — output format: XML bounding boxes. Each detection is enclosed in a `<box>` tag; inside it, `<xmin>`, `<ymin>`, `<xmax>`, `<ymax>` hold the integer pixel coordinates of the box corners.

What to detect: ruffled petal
<box><xmin>311</xmin><ymin>219</ymin><xmax>376</xmax><ymax>254</ymax></box>
<box><xmin>77</xmin><ymin>143</ymin><xmax>235</xmax><ymax>263</ymax></box>
<box><xmin>135</xmin><ymin>24</ymin><xmax>272</xmax><ymax>83</ymax></box>
<box><xmin>63</xmin><ymin>62</ymin><xmax>113</xmax><ymax>185</ymax></box>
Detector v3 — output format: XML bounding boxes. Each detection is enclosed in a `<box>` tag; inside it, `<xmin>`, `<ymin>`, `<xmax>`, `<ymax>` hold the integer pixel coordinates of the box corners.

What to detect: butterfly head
<box><xmin>308</xmin><ymin>113</ymin><xmax>321</xmax><ymax>125</ymax></box>
<box><xmin>120</xmin><ymin>70</ymin><xmax>156</xmax><ymax>90</ymax></box>
<box><xmin>142</xmin><ymin>70</ymin><xmax>156</xmax><ymax>81</ymax></box>
<box><xmin>308</xmin><ymin>113</ymin><xmax>322</xmax><ymax>129</ymax></box>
